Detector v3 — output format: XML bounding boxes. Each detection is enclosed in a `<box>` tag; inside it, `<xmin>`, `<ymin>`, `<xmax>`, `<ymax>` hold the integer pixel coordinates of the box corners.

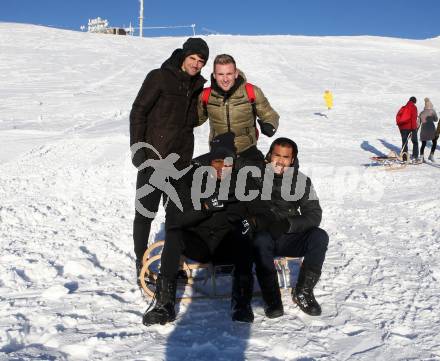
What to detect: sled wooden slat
<box><xmin>139</xmin><ymin>240</ymin><xmax>302</xmax><ymax>301</ymax></box>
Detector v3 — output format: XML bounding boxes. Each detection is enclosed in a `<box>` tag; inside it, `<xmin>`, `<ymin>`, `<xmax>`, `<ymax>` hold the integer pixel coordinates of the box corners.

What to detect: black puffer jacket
<box><xmin>166</xmin><ymin>156</ymin><xmax>246</xmax><ymax>253</ymax></box>
<box><xmin>130</xmin><ymin>49</ymin><xmax>206</xmax><ymax>170</ymax></box>
<box><xmin>249</xmin><ymin>161</ymin><xmax>322</xmax><ymax>236</ymax></box>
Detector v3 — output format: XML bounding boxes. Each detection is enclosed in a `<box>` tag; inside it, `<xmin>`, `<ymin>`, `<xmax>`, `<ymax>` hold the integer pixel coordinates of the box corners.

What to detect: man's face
<box><xmin>213</xmin><ymin>63</ymin><xmax>238</xmax><ymax>92</ymax></box>
<box><xmin>270</xmin><ymin>145</ymin><xmax>294</xmax><ymax>175</ymax></box>
<box><xmin>211</xmin><ymin>158</ymin><xmax>233</xmax><ymax>180</ymax></box>
<box><xmin>181</xmin><ymin>54</ymin><xmax>206</xmax><ymax>76</ymax></box>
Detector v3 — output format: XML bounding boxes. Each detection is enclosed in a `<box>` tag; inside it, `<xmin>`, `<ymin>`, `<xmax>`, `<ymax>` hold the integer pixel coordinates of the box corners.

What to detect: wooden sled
<box><xmin>370</xmin><ymin>151</ymin><xmax>411</xmax><ymax>171</ymax></box>
<box><xmin>139</xmin><ymin>240</ymin><xmax>302</xmax><ymax>302</ymax></box>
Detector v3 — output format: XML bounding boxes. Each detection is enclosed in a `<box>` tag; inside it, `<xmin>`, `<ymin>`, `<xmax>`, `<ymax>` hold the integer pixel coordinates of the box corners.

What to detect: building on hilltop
<box><xmin>87</xmin><ymin>17</ymin><xmax>131</xmax><ymax>36</ymax></box>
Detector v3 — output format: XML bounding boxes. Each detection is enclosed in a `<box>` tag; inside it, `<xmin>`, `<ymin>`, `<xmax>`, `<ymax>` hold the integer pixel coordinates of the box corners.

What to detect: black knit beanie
<box><xmin>182</xmin><ymin>38</ymin><xmax>209</xmax><ymax>62</ymax></box>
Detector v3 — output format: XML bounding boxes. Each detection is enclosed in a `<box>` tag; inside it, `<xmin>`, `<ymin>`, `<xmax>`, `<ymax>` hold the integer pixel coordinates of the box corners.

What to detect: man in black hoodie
<box><xmin>142</xmin><ymin>133</ymin><xmax>255</xmax><ymax>326</ymax></box>
<box><xmin>130</xmin><ymin>38</ymin><xmax>209</xmax><ymax>281</ymax></box>
<box><xmin>249</xmin><ymin>138</ymin><xmax>328</xmax><ymax>318</ymax></box>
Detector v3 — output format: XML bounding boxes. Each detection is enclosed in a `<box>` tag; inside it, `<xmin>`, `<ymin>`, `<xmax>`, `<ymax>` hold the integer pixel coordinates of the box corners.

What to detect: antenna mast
<box><xmin>139</xmin><ymin>0</ymin><xmax>144</xmax><ymax>37</ymax></box>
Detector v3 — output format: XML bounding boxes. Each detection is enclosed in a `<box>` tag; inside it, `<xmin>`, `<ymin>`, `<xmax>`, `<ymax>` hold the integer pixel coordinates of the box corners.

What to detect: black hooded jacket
<box><xmin>130</xmin><ymin>49</ymin><xmax>206</xmax><ymax>170</ymax></box>
<box><xmin>166</xmin><ymin>154</ymin><xmax>247</xmax><ymax>253</ymax></box>
<box><xmin>249</xmin><ymin>159</ymin><xmax>322</xmax><ymax>237</ymax></box>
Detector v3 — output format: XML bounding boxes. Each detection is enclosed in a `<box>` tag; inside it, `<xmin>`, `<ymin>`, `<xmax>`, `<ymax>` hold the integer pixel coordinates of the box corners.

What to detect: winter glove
<box><xmin>248</xmin><ymin>202</ymin><xmax>279</xmax><ymax>231</ymax></box>
<box><xmin>259</xmin><ymin>121</ymin><xmax>276</xmax><ymax>137</ymax></box>
<box><xmin>203</xmin><ymin>196</ymin><xmax>225</xmax><ymax>212</ymax></box>
<box><xmin>268</xmin><ymin>218</ymin><xmax>290</xmax><ymax>240</ymax></box>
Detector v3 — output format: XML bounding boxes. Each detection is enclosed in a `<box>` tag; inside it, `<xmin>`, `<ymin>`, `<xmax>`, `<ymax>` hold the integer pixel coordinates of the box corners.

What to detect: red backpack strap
<box><xmin>245</xmin><ymin>83</ymin><xmax>256</xmax><ymax>103</ymax></box>
<box><xmin>245</xmin><ymin>83</ymin><xmax>259</xmax><ymax>139</ymax></box>
<box><xmin>201</xmin><ymin>87</ymin><xmax>212</xmax><ymax>106</ymax></box>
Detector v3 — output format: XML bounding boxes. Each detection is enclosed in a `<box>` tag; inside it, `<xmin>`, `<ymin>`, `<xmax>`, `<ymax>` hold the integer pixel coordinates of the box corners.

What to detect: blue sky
<box><xmin>1</xmin><ymin>0</ymin><xmax>439</xmax><ymax>39</ymax></box>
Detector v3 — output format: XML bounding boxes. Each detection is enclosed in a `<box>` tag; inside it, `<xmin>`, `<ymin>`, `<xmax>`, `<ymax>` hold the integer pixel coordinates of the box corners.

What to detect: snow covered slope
<box><xmin>1</xmin><ymin>23</ymin><xmax>439</xmax><ymax>360</ymax></box>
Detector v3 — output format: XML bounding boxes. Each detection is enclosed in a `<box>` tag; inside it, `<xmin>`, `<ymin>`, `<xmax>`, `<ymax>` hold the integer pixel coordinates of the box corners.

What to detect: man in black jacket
<box><xmin>249</xmin><ymin>137</ymin><xmax>328</xmax><ymax>318</ymax></box>
<box><xmin>130</xmin><ymin>38</ymin><xmax>209</xmax><ymax>281</ymax></box>
<box><xmin>143</xmin><ymin>133</ymin><xmax>255</xmax><ymax>326</ymax></box>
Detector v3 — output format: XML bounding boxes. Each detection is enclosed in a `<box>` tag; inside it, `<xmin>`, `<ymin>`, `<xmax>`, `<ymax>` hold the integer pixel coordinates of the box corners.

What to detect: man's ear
<box><xmin>212</xmin><ymin>72</ymin><xmax>216</xmax><ymax>80</ymax></box>
<box><xmin>234</xmin><ymin>69</ymin><xmax>239</xmax><ymax>79</ymax></box>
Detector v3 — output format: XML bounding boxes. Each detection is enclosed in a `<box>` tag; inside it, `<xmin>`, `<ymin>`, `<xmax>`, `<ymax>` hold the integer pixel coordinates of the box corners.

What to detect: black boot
<box><xmin>136</xmin><ymin>259</ymin><xmax>143</xmax><ymax>288</ymax></box>
<box><xmin>291</xmin><ymin>267</ymin><xmax>322</xmax><ymax>316</ymax></box>
<box><xmin>142</xmin><ymin>275</ymin><xmax>177</xmax><ymax>326</ymax></box>
<box><xmin>231</xmin><ymin>274</ymin><xmax>254</xmax><ymax>323</ymax></box>
<box><xmin>258</xmin><ymin>272</ymin><xmax>284</xmax><ymax>318</ymax></box>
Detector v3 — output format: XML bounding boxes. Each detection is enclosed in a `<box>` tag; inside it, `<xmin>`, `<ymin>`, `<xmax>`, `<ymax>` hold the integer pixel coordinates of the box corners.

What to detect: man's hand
<box><xmin>268</xmin><ymin>219</ymin><xmax>290</xmax><ymax>240</ymax></box>
<box><xmin>259</xmin><ymin>122</ymin><xmax>276</xmax><ymax>137</ymax></box>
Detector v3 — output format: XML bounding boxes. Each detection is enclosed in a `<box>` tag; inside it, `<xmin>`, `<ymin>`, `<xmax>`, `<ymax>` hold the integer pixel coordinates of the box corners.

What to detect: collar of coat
<box><xmin>161</xmin><ymin>48</ymin><xmax>206</xmax><ymax>85</ymax></box>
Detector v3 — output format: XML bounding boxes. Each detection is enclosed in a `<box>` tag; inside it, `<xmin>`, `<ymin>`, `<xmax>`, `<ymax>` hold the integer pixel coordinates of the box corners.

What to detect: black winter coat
<box><xmin>166</xmin><ymin>157</ymin><xmax>246</xmax><ymax>253</ymax></box>
<box><xmin>249</xmin><ymin>164</ymin><xmax>322</xmax><ymax>238</ymax></box>
<box><xmin>130</xmin><ymin>49</ymin><xmax>206</xmax><ymax>170</ymax></box>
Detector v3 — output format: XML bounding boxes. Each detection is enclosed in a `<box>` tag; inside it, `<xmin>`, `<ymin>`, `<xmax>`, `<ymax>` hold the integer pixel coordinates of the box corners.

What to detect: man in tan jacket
<box><xmin>198</xmin><ymin>54</ymin><xmax>279</xmax><ymax>165</ymax></box>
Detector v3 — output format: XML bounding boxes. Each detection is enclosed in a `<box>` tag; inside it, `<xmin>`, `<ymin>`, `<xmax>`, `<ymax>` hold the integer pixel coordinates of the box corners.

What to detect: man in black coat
<box><xmin>248</xmin><ymin>137</ymin><xmax>328</xmax><ymax>318</ymax></box>
<box><xmin>143</xmin><ymin>133</ymin><xmax>255</xmax><ymax>326</ymax></box>
<box><xmin>130</xmin><ymin>38</ymin><xmax>209</xmax><ymax>281</ymax></box>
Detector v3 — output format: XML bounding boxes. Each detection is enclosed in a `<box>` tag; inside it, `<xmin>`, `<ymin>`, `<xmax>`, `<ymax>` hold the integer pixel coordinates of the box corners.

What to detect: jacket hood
<box><xmin>161</xmin><ymin>49</ymin><xmax>184</xmax><ymax>70</ymax></box>
<box><xmin>161</xmin><ymin>48</ymin><xmax>206</xmax><ymax>84</ymax></box>
<box><xmin>265</xmin><ymin>137</ymin><xmax>300</xmax><ymax>171</ymax></box>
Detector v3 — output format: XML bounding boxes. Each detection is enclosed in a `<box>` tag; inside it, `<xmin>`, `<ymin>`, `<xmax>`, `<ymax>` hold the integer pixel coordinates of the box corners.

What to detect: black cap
<box><xmin>182</xmin><ymin>38</ymin><xmax>209</xmax><ymax>62</ymax></box>
<box><xmin>209</xmin><ymin>132</ymin><xmax>236</xmax><ymax>161</ymax></box>
<box><xmin>409</xmin><ymin>96</ymin><xmax>417</xmax><ymax>103</ymax></box>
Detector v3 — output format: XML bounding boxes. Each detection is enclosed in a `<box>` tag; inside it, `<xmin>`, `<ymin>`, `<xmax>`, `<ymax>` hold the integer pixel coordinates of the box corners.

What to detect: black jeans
<box><xmin>253</xmin><ymin>227</ymin><xmax>329</xmax><ymax>277</ymax></box>
<box><xmin>160</xmin><ymin>225</ymin><xmax>253</xmax><ymax>279</ymax></box>
<box><xmin>133</xmin><ymin>168</ymin><xmax>164</xmax><ymax>260</ymax></box>
<box><xmin>400</xmin><ymin>129</ymin><xmax>419</xmax><ymax>159</ymax></box>
<box><xmin>420</xmin><ymin>137</ymin><xmax>438</xmax><ymax>156</ymax></box>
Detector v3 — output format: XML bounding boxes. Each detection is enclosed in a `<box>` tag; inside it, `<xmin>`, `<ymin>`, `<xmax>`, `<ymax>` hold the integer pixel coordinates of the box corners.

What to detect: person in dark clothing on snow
<box><xmin>142</xmin><ymin>133</ymin><xmax>255</xmax><ymax>326</ymax></box>
<box><xmin>129</xmin><ymin>38</ymin><xmax>209</xmax><ymax>283</ymax></box>
<box><xmin>246</xmin><ymin>137</ymin><xmax>328</xmax><ymax>319</ymax></box>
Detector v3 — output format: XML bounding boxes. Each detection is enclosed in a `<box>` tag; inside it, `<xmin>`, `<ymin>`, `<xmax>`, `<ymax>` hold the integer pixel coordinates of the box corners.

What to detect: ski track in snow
<box><xmin>1</xmin><ymin>24</ymin><xmax>440</xmax><ymax>360</ymax></box>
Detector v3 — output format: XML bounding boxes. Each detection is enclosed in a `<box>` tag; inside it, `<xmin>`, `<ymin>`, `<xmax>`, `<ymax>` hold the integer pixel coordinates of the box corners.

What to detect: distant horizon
<box><xmin>2</xmin><ymin>20</ymin><xmax>439</xmax><ymax>41</ymax></box>
<box><xmin>1</xmin><ymin>0</ymin><xmax>440</xmax><ymax>40</ymax></box>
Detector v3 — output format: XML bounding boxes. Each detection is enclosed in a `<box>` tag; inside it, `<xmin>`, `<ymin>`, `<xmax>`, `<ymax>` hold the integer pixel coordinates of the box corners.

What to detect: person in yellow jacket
<box><xmin>323</xmin><ymin>90</ymin><xmax>333</xmax><ymax>110</ymax></box>
<box><xmin>197</xmin><ymin>54</ymin><xmax>279</xmax><ymax>164</ymax></box>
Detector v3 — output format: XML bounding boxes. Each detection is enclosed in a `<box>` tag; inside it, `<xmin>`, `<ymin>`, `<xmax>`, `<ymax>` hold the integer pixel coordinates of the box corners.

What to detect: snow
<box><xmin>1</xmin><ymin>23</ymin><xmax>440</xmax><ymax>360</ymax></box>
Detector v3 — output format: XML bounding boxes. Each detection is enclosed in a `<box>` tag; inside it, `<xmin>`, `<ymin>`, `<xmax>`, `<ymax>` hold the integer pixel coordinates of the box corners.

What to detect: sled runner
<box><xmin>139</xmin><ymin>240</ymin><xmax>302</xmax><ymax>301</ymax></box>
<box><xmin>368</xmin><ymin>151</ymin><xmax>423</xmax><ymax>171</ymax></box>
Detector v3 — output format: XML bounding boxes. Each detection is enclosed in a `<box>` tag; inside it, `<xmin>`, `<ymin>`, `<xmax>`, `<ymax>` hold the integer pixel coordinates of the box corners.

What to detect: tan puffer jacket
<box><xmin>197</xmin><ymin>72</ymin><xmax>279</xmax><ymax>154</ymax></box>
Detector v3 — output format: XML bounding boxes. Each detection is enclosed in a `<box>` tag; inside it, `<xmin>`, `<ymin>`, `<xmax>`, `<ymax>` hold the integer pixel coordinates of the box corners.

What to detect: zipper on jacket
<box><xmin>225</xmin><ymin>100</ymin><xmax>231</xmax><ymax>133</ymax></box>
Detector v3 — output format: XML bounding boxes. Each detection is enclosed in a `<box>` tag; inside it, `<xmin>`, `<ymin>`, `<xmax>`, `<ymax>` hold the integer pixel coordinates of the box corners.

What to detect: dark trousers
<box><xmin>253</xmin><ymin>227</ymin><xmax>329</xmax><ymax>277</ymax></box>
<box><xmin>400</xmin><ymin>129</ymin><xmax>419</xmax><ymax>159</ymax></box>
<box><xmin>133</xmin><ymin>168</ymin><xmax>164</xmax><ymax>260</ymax></box>
<box><xmin>420</xmin><ymin>137</ymin><xmax>438</xmax><ymax>156</ymax></box>
<box><xmin>160</xmin><ymin>226</ymin><xmax>253</xmax><ymax>279</ymax></box>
